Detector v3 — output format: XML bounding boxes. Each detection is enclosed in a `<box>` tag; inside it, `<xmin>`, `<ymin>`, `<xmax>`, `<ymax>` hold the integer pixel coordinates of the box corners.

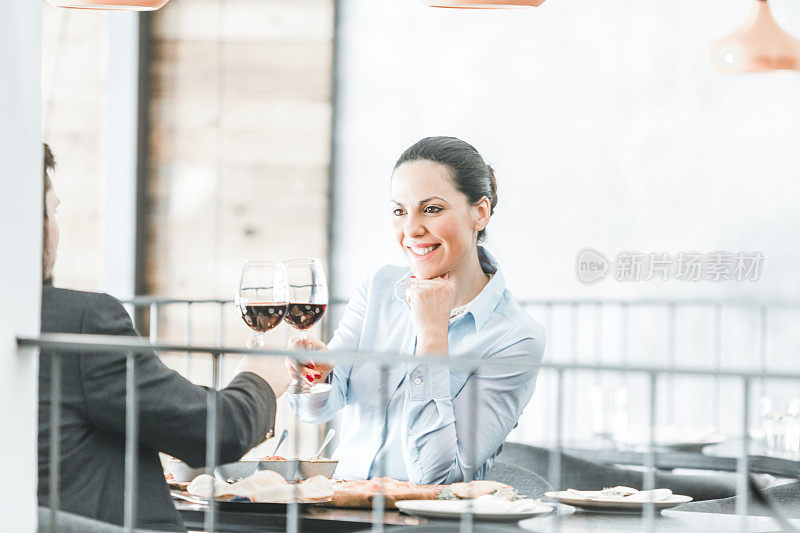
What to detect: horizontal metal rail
<box><xmin>121</xmin><ymin>296</ymin><xmax>800</xmax><ymax>308</ymax></box>
<box><xmin>19</xmin><ymin>333</ymin><xmax>800</xmax><ymax>380</ymax></box>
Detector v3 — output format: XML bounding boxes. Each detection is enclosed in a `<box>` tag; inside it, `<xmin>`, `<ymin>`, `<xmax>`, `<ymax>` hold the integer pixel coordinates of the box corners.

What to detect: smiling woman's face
<box><xmin>390</xmin><ymin>160</ymin><xmax>480</xmax><ymax>280</ymax></box>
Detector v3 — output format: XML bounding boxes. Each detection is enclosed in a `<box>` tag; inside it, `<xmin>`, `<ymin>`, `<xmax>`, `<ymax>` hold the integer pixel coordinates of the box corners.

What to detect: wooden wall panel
<box><xmin>143</xmin><ymin>0</ymin><xmax>335</xmax><ymax>455</ymax></box>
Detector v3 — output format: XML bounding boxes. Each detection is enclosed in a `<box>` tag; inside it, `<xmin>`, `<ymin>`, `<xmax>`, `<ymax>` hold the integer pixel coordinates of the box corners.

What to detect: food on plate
<box><xmin>187</xmin><ymin>474</ymin><xmax>232</xmax><ymax>500</ymax></box>
<box><xmin>260</xmin><ymin>456</ymin><xmax>286</xmax><ymax>461</ymax></box>
<box><xmin>185</xmin><ymin>470</ymin><xmax>333</xmax><ymax>503</ymax></box>
<box><xmin>447</xmin><ymin>480</ymin><xmax>511</xmax><ymax>499</ymax></box>
<box><xmin>564</xmin><ymin>486</ymin><xmax>673</xmax><ymax>502</ymax></box>
<box><xmin>330</xmin><ymin>477</ymin><xmax>512</xmax><ymax>509</ymax></box>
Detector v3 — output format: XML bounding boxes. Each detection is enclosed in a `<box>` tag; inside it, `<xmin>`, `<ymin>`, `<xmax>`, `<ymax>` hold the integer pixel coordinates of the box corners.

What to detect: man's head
<box><xmin>43</xmin><ymin>143</ymin><xmax>59</xmax><ymax>285</ymax></box>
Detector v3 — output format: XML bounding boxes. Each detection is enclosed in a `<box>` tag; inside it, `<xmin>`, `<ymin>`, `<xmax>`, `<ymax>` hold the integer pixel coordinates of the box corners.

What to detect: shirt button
<box><xmin>413</xmin><ymin>377</ymin><xmax>422</xmax><ymax>385</ymax></box>
<box><xmin>408</xmin><ymin>428</ymin><xmax>414</xmax><ymax>435</ymax></box>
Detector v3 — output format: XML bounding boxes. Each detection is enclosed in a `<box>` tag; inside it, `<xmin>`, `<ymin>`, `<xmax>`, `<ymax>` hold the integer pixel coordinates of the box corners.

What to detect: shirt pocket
<box><xmin>449</xmin><ymin>370</ymin><xmax>470</xmax><ymax>397</ymax></box>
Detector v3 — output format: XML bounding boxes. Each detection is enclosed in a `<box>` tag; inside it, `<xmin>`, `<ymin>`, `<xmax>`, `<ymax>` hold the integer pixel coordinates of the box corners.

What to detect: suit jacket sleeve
<box><xmin>77</xmin><ymin>293</ymin><xmax>276</xmax><ymax>467</ymax></box>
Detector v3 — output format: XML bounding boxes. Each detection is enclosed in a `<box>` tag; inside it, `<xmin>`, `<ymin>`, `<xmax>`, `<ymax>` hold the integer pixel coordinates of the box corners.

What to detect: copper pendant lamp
<box><xmin>46</xmin><ymin>0</ymin><xmax>170</xmax><ymax>10</ymax></box>
<box><xmin>421</xmin><ymin>0</ymin><xmax>545</xmax><ymax>8</ymax></box>
<box><xmin>709</xmin><ymin>0</ymin><xmax>800</xmax><ymax>72</ymax></box>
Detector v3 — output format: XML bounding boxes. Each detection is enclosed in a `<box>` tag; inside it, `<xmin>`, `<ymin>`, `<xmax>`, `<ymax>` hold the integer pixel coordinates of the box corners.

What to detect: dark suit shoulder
<box><xmin>42</xmin><ymin>286</ymin><xmax>135</xmax><ymax>336</ymax></box>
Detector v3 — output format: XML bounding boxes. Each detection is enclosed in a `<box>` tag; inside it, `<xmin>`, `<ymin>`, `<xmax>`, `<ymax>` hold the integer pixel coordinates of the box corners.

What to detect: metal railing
<box><xmin>20</xmin><ymin>331</ymin><xmax>800</xmax><ymax>533</ymax></box>
<box><xmin>122</xmin><ymin>295</ymin><xmax>800</xmax><ymax>445</ymax></box>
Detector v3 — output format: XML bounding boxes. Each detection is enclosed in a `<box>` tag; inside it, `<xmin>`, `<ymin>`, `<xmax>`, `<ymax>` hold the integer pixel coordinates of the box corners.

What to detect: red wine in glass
<box><xmin>242</xmin><ymin>302</ymin><xmax>288</xmax><ymax>332</ymax></box>
<box><xmin>283</xmin><ymin>258</ymin><xmax>328</xmax><ymax>341</ymax></box>
<box><xmin>284</xmin><ymin>303</ymin><xmax>327</xmax><ymax>331</ymax></box>
<box><xmin>237</xmin><ymin>260</ymin><xmax>288</xmax><ymax>347</ymax></box>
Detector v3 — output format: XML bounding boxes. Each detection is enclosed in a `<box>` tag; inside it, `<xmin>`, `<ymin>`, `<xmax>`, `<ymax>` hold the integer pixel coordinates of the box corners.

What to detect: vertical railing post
<box><xmin>666</xmin><ymin>303</ymin><xmax>676</xmax><ymax>426</ymax></box>
<box><xmin>218</xmin><ymin>302</ymin><xmax>226</xmax><ymax>382</ymax></box>
<box><xmin>620</xmin><ymin>302</ymin><xmax>630</xmax><ymax>395</ymax></box>
<box><xmin>185</xmin><ymin>302</ymin><xmax>193</xmax><ymax>379</ymax></box>
<box><xmin>643</xmin><ymin>372</ymin><xmax>658</xmax><ymax>530</ymax></box>
<box><xmin>123</xmin><ymin>351</ymin><xmax>139</xmax><ymax>533</ymax></box>
<box><xmin>149</xmin><ymin>302</ymin><xmax>158</xmax><ymax>344</ymax></box>
<box><xmin>49</xmin><ymin>352</ymin><xmax>62</xmax><ymax>533</ymax></box>
<box><xmin>736</xmin><ymin>377</ymin><xmax>751</xmax><ymax>520</ymax></box>
<box><xmin>758</xmin><ymin>306</ymin><xmax>768</xmax><ymax>411</ymax></box>
<box><xmin>460</xmin><ymin>365</ymin><xmax>477</xmax><ymax>533</ymax></box>
<box><xmin>569</xmin><ymin>303</ymin><xmax>579</xmax><ymax>441</ymax></box>
<box><xmin>713</xmin><ymin>304</ymin><xmax>722</xmax><ymax>430</ymax></box>
<box><xmin>549</xmin><ymin>368</ymin><xmax>564</xmax><ymax>532</ymax></box>
<box><xmin>288</xmin><ymin>352</ymin><xmax>300</xmax><ymax>533</ymax></box>
<box><xmin>204</xmin><ymin>351</ymin><xmax>221</xmax><ymax>533</ymax></box>
<box><xmin>543</xmin><ymin>302</ymin><xmax>553</xmax><ymax>360</ymax></box>
<box><xmin>593</xmin><ymin>302</ymin><xmax>603</xmax><ymax>388</ymax></box>
<box><xmin>371</xmin><ymin>364</ymin><xmax>388</xmax><ymax>533</ymax></box>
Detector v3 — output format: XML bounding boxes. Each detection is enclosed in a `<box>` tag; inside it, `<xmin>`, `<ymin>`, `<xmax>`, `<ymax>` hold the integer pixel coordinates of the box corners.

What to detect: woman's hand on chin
<box><xmin>405</xmin><ymin>273</ymin><xmax>453</xmax><ymax>356</ymax></box>
<box><xmin>287</xmin><ymin>336</ymin><xmax>334</xmax><ymax>386</ymax></box>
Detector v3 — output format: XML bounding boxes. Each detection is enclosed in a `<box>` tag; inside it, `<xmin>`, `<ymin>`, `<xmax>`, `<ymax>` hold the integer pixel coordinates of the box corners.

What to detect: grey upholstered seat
<box><xmin>497</xmin><ymin>442</ymin><xmax>739</xmax><ymax>502</ymax></box>
<box><xmin>676</xmin><ymin>480</ymin><xmax>800</xmax><ymax>518</ymax></box>
<box><xmin>485</xmin><ymin>461</ymin><xmax>551</xmax><ymax>499</ymax></box>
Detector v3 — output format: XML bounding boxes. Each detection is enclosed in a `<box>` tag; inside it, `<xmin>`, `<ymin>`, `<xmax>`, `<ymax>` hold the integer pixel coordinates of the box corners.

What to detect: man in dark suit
<box><xmin>37</xmin><ymin>144</ymin><xmax>292</xmax><ymax>531</ymax></box>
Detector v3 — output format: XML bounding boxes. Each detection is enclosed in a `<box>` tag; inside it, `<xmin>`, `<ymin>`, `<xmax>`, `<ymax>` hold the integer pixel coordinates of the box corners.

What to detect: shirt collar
<box><xmin>464</xmin><ymin>247</ymin><xmax>505</xmax><ymax>332</ymax></box>
<box><xmin>392</xmin><ymin>246</ymin><xmax>506</xmax><ymax>332</ymax></box>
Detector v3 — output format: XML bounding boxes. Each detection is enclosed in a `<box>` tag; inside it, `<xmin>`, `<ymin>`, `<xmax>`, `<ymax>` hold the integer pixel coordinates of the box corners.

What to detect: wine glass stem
<box><xmin>256</xmin><ymin>331</ymin><xmax>264</xmax><ymax>346</ymax></box>
<box><xmin>299</xmin><ymin>330</ymin><xmax>308</xmax><ymax>341</ymax></box>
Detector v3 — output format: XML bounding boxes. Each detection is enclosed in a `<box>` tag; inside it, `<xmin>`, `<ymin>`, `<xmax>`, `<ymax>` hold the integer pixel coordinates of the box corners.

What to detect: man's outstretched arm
<box><xmin>77</xmin><ymin>292</ymin><xmax>289</xmax><ymax>466</ymax></box>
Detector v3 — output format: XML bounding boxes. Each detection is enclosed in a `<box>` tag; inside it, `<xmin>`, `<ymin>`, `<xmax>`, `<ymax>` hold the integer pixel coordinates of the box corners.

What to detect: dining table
<box><xmin>176</xmin><ymin>498</ymin><xmax>800</xmax><ymax>533</ymax></box>
<box><xmin>175</xmin><ymin>499</ymin><xmax>428</xmax><ymax>532</ymax></box>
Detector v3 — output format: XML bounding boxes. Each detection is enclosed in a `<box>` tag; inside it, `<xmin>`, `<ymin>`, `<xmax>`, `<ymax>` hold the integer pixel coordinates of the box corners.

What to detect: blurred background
<box><xmin>42</xmin><ymin>0</ymin><xmax>800</xmax><ymax>456</ymax></box>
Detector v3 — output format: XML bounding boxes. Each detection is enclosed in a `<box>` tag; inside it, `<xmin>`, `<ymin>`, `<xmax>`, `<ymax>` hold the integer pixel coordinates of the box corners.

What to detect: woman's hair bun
<box><xmin>485</xmin><ymin>164</ymin><xmax>498</xmax><ymax>215</ymax></box>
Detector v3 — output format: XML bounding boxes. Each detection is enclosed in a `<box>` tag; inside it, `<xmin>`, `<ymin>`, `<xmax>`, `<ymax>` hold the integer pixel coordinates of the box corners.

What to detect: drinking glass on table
<box><xmin>237</xmin><ymin>260</ymin><xmax>288</xmax><ymax>348</ymax></box>
<box><xmin>760</xmin><ymin>396</ymin><xmax>800</xmax><ymax>456</ymax></box>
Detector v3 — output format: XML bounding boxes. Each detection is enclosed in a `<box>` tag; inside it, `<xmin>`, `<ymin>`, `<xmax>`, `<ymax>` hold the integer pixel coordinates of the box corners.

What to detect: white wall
<box><xmin>332</xmin><ymin>0</ymin><xmax>800</xmax><ymax>441</ymax></box>
<box><xmin>0</xmin><ymin>1</ymin><xmax>42</xmax><ymax>529</ymax></box>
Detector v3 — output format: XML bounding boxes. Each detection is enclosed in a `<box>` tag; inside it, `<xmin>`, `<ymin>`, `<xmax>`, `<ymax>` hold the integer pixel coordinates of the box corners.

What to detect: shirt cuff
<box><xmin>286</xmin><ymin>380</ymin><xmax>331</xmax><ymax>410</ymax></box>
<box><xmin>408</xmin><ymin>366</ymin><xmax>451</xmax><ymax>401</ymax></box>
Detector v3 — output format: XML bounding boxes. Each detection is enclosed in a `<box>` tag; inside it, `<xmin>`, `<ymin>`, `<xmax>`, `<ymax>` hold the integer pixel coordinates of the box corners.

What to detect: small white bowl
<box><xmin>297</xmin><ymin>459</ymin><xmax>338</xmax><ymax>480</ymax></box>
<box><xmin>167</xmin><ymin>459</ymin><xmax>205</xmax><ymax>483</ymax></box>
<box><xmin>214</xmin><ymin>460</ymin><xmax>260</xmax><ymax>483</ymax></box>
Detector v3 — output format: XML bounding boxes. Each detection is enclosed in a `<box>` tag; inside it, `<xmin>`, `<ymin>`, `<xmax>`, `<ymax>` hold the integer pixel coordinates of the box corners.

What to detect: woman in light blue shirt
<box><xmin>288</xmin><ymin>136</ymin><xmax>545</xmax><ymax>484</ymax></box>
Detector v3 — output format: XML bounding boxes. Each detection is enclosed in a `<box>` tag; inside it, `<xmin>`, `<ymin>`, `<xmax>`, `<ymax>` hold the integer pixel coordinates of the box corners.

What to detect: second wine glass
<box><xmin>283</xmin><ymin>258</ymin><xmax>328</xmax><ymax>341</ymax></box>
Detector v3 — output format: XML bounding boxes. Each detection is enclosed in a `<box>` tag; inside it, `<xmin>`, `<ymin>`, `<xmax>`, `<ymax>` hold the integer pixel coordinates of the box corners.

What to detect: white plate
<box><xmin>395</xmin><ymin>499</ymin><xmax>554</xmax><ymax>521</ymax></box>
<box><xmin>545</xmin><ymin>491</ymin><xmax>692</xmax><ymax>512</ymax></box>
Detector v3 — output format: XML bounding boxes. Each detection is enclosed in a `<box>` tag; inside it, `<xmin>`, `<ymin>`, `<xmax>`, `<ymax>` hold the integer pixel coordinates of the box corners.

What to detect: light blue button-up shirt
<box><xmin>287</xmin><ymin>248</ymin><xmax>545</xmax><ymax>484</ymax></box>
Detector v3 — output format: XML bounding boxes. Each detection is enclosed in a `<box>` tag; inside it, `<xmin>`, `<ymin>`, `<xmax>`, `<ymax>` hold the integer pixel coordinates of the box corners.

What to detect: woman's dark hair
<box><xmin>393</xmin><ymin>136</ymin><xmax>497</xmax><ymax>243</ymax></box>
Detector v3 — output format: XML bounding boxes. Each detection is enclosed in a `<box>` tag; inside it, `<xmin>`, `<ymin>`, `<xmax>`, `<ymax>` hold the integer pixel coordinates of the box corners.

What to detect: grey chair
<box><xmin>37</xmin><ymin>507</ymin><xmax>166</xmax><ymax>533</ymax></box>
<box><xmin>485</xmin><ymin>461</ymin><xmax>551</xmax><ymax>499</ymax></box>
<box><xmin>497</xmin><ymin>442</ymin><xmax>739</xmax><ymax>501</ymax></box>
<box><xmin>677</xmin><ymin>480</ymin><xmax>800</xmax><ymax>518</ymax></box>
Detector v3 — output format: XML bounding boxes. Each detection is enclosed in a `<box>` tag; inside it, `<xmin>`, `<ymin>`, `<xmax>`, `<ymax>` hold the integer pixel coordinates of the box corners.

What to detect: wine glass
<box><xmin>283</xmin><ymin>258</ymin><xmax>328</xmax><ymax>341</ymax></box>
<box><xmin>237</xmin><ymin>260</ymin><xmax>288</xmax><ymax>348</ymax></box>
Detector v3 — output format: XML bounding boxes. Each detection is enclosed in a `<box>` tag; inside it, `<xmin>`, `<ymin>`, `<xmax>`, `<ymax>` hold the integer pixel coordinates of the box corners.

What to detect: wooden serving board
<box><xmin>331</xmin><ymin>484</ymin><xmax>443</xmax><ymax>509</ymax></box>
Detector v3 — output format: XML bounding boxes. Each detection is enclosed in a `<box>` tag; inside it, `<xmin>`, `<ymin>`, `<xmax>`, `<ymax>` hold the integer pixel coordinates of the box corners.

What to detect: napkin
<box><xmin>470</xmin><ymin>495</ymin><xmax>547</xmax><ymax>513</ymax></box>
<box><xmin>565</xmin><ymin>486</ymin><xmax>672</xmax><ymax>502</ymax></box>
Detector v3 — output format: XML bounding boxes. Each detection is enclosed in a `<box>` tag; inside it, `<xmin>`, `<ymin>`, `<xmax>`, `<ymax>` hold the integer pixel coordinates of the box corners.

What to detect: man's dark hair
<box><xmin>43</xmin><ymin>143</ymin><xmax>55</xmax><ymax>218</ymax></box>
<box><xmin>43</xmin><ymin>143</ymin><xmax>56</xmax><ymax>285</ymax></box>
